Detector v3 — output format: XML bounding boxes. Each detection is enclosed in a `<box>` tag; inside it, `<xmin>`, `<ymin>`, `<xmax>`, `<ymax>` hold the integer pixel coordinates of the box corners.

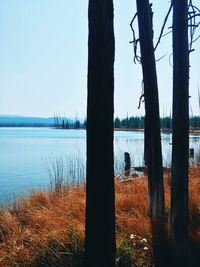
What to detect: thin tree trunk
<box><xmin>84</xmin><ymin>1</ymin><xmax>116</xmax><ymax>267</ymax></box>
<box><xmin>136</xmin><ymin>1</ymin><xmax>165</xmax><ymax>266</ymax></box>
<box><xmin>171</xmin><ymin>1</ymin><xmax>189</xmax><ymax>266</ymax></box>
<box><xmin>144</xmin><ymin>116</ymin><xmax>148</xmax><ymax>166</ymax></box>
<box><xmin>136</xmin><ymin>0</ymin><xmax>164</xmax><ymax>223</ymax></box>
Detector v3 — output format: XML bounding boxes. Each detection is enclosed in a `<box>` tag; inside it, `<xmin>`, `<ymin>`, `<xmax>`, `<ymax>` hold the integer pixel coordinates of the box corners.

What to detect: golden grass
<box><xmin>0</xmin><ymin>168</ymin><xmax>199</xmax><ymax>266</ymax></box>
<box><xmin>0</xmin><ymin>186</ymin><xmax>86</xmax><ymax>266</ymax></box>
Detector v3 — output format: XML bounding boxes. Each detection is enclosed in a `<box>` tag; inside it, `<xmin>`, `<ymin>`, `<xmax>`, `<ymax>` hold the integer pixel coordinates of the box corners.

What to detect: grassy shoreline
<box><xmin>0</xmin><ymin>167</ymin><xmax>199</xmax><ymax>266</ymax></box>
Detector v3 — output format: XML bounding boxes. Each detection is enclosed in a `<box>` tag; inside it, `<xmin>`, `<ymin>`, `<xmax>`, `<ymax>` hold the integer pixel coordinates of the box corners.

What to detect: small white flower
<box><xmin>140</xmin><ymin>238</ymin><xmax>147</xmax><ymax>243</ymax></box>
<box><xmin>130</xmin><ymin>234</ymin><xmax>135</xmax><ymax>239</ymax></box>
<box><xmin>143</xmin><ymin>246</ymin><xmax>148</xmax><ymax>251</ymax></box>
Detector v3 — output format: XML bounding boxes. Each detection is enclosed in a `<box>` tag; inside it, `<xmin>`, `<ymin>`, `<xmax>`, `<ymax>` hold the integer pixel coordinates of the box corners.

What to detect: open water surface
<box><xmin>0</xmin><ymin>127</ymin><xmax>199</xmax><ymax>203</ymax></box>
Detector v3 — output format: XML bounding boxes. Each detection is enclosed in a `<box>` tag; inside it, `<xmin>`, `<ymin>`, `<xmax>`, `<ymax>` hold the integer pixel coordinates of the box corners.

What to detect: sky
<box><xmin>0</xmin><ymin>0</ymin><xmax>200</xmax><ymax>119</ymax></box>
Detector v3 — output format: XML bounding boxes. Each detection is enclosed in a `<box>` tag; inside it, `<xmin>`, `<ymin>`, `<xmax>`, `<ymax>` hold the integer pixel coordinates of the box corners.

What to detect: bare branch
<box><xmin>138</xmin><ymin>94</ymin><xmax>144</xmax><ymax>109</ymax></box>
<box><xmin>154</xmin><ymin>3</ymin><xmax>172</xmax><ymax>51</ymax></box>
<box><xmin>155</xmin><ymin>52</ymin><xmax>168</xmax><ymax>62</ymax></box>
<box><xmin>192</xmin><ymin>33</ymin><xmax>200</xmax><ymax>43</ymax></box>
<box><xmin>188</xmin><ymin>0</ymin><xmax>200</xmax><ymax>50</ymax></box>
<box><xmin>169</xmin><ymin>53</ymin><xmax>173</xmax><ymax>68</ymax></box>
<box><xmin>162</xmin><ymin>30</ymin><xmax>172</xmax><ymax>38</ymax></box>
<box><xmin>138</xmin><ymin>80</ymin><xmax>144</xmax><ymax>110</ymax></box>
<box><xmin>188</xmin><ymin>13</ymin><xmax>200</xmax><ymax>20</ymax></box>
<box><xmin>130</xmin><ymin>12</ymin><xmax>141</xmax><ymax>63</ymax></box>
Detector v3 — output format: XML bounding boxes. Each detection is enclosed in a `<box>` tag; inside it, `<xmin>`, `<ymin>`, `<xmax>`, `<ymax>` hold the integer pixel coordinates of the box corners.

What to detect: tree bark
<box><xmin>84</xmin><ymin>1</ymin><xmax>116</xmax><ymax>267</ymax></box>
<box><xmin>136</xmin><ymin>0</ymin><xmax>164</xmax><ymax>222</ymax></box>
<box><xmin>136</xmin><ymin>1</ymin><xmax>165</xmax><ymax>266</ymax></box>
<box><xmin>171</xmin><ymin>1</ymin><xmax>189</xmax><ymax>265</ymax></box>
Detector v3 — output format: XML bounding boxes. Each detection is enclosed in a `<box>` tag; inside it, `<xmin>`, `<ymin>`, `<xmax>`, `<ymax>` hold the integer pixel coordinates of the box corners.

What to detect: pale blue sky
<box><xmin>0</xmin><ymin>0</ymin><xmax>200</xmax><ymax>118</ymax></box>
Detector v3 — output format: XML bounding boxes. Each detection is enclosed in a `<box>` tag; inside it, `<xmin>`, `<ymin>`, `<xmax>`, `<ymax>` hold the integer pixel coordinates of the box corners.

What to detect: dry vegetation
<box><xmin>0</xmin><ymin>166</ymin><xmax>199</xmax><ymax>266</ymax></box>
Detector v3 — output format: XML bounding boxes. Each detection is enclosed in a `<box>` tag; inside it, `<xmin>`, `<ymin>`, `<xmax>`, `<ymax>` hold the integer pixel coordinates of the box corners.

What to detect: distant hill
<box><xmin>0</xmin><ymin>115</ymin><xmax>54</xmax><ymax>127</ymax></box>
<box><xmin>0</xmin><ymin>115</ymin><xmax>73</xmax><ymax>127</ymax></box>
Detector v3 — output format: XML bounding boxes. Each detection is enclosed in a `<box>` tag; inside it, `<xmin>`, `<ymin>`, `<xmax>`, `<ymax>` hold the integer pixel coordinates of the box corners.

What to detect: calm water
<box><xmin>0</xmin><ymin>127</ymin><xmax>200</xmax><ymax>203</ymax></box>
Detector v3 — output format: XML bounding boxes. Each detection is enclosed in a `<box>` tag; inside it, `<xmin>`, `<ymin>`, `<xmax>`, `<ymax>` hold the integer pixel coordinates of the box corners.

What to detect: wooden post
<box><xmin>189</xmin><ymin>148</ymin><xmax>194</xmax><ymax>158</ymax></box>
<box><xmin>124</xmin><ymin>152</ymin><xmax>131</xmax><ymax>176</ymax></box>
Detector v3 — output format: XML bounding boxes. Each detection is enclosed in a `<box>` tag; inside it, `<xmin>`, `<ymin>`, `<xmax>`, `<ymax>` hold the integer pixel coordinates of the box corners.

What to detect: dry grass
<box><xmin>0</xmin><ymin>186</ymin><xmax>85</xmax><ymax>266</ymax></box>
<box><xmin>0</xmin><ymin>168</ymin><xmax>199</xmax><ymax>266</ymax></box>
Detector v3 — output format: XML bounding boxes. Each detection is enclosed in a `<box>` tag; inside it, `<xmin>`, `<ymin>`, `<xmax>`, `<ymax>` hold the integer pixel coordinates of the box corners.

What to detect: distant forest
<box><xmin>1</xmin><ymin>114</ymin><xmax>200</xmax><ymax>129</ymax></box>
<box><xmin>114</xmin><ymin>115</ymin><xmax>200</xmax><ymax>129</ymax></box>
<box><xmin>55</xmin><ymin>115</ymin><xmax>200</xmax><ymax>130</ymax></box>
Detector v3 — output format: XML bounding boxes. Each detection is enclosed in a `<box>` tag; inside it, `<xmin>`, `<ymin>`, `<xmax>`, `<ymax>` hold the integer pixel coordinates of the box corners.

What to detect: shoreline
<box><xmin>1</xmin><ymin>126</ymin><xmax>200</xmax><ymax>135</ymax></box>
<box><xmin>115</xmin><ymin>127</ymin><xmax>200</xmax><ymax>134</ymax></box>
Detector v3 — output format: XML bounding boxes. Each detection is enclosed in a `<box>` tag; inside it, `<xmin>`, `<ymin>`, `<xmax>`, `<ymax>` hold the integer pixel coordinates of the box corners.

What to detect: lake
<box><xmin>0</xmin><ymin>127</ymin><xmax>200</xmax><ymax>203</ymax></box>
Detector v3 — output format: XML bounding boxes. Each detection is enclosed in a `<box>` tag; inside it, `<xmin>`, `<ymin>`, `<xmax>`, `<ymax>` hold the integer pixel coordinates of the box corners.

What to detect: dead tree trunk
<box><xmin>136</xmin><ymin>1</ymin><xmax>165</xmax><ymax>266</ymax></box>
<box><xmin>136</xmin><ymin>0</ymin><xmax>164</xmax><ymax>222</ymax></box>
<box><xmin>144</xmin><ymin>116</ymin><xmax>148</xmax><ymax>166</ymax></box>
<box><xmin>171</xmin><ymin>0</ymin><xmax>189</xmax><ymax>266</ymax></box>
<box><xmin>84</xmin><ymin>1</ymin><xmax>116</xmax><ymax>267</ymax></box>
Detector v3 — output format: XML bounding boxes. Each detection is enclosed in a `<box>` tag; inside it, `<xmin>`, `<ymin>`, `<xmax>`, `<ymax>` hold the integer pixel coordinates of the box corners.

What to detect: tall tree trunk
<box><xmin>171</xmin><ymin>1</ymin><xmax>189</xmax><ymax>266</ymax></box>
<box><xmin>136</xmin><ymin>1</ymin><xmax>165</xmax><ymax>266</ymax></box>
<box><xmin>144</xmin><ymin>115</ymin><xmax>148</xmax><ymax>166</ymax></box>
<box><xmin>84</xmin><ymin>1</ymin><xmax>116</xmax><ymax>267</ymax></box>
<box><xmin>136</xmin><ymin>0</ymin><xmax>164</xmax><ymax>223</ymax></box>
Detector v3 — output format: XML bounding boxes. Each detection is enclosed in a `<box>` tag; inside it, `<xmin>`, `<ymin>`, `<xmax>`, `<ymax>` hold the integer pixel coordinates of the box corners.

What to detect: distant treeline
<box><xmin>114</xmin><ymin>115</ymin><xmax>200</xmax><ymax>129</ymax></box>
<box><xmin>56</xmin><ymin>115</ymin><xmax>200</xmax><ymax>130</ymax></box>
<box><xmin>54</xmin><ymin>114</ymin><xmax>86</xmax><ymax>129</ymax></box>
<box><xmin>1</xmin><ymin>115</ymin><xmax>200</xmax><ymax>129</ymax></box>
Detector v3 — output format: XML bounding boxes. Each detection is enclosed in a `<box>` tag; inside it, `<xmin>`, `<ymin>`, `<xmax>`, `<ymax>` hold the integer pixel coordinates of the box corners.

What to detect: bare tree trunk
<box><xmin>171</xmin><ymin>1</ymin><xmax>189</xmax><ymax>266</ymax></box>
<box><xmin>136</xmin><ymin>1</ymin><xmax>165</xmax><ymax>266</ymax></box>
<box><xmin>84</xmin><ymin>1</ymin><xmax>116</xmax><ymax>267</ymax></box>
<box><xmin>144</xmin><ymin>115</ymin><xmax>148</xmax><ymax>166</ymax></box>
<box><xmin>136</xmin><ymin>0</ymin><xmax>164</xmax><ymax>223</ymax></box>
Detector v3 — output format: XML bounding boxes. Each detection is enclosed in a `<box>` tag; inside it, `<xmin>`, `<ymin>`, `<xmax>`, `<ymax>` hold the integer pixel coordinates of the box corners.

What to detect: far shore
<box><xmin>1</xmin><ymin>126</ymin><xmax>200</xmax><ymax>135</ymax></box>
<box><xmin>115</xmin><ymin>127</ymin><xmax>200</xmax><ymax>134</ymax></box>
